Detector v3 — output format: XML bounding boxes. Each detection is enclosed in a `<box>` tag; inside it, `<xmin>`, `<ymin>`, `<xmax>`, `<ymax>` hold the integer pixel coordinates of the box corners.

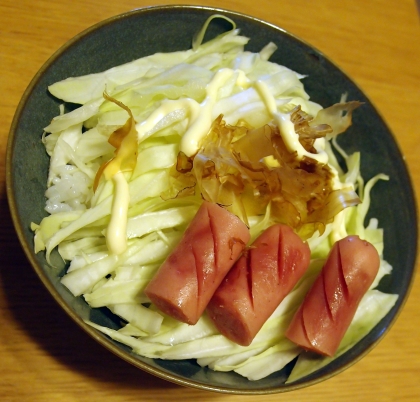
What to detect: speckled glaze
<box><xmin>6</xmin><ymin>5</ymin><xmax>417</xmax><ymax>394</ymax></box>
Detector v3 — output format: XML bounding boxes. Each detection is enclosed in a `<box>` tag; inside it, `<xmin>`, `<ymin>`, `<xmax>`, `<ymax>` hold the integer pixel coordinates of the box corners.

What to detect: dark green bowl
<box><xmin>6</xmin><ymin>5</ymin><xmax>418</xmax><ymax>394</ymax></box>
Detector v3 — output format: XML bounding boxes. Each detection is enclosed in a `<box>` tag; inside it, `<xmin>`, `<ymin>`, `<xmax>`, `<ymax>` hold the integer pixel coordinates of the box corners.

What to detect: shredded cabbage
<box><xmin>32</xmin><ymin>15</ymin><xmax>397</xmax><ymax>382</ymax></box>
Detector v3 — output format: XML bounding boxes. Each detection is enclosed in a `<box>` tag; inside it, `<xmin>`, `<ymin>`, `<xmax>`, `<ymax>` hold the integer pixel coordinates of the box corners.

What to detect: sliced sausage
<box><xmin>144</xmin><ymin>201</ymin><xmax>250</xmax><ymax>325</ymax></box>
<box><xmin>206</xmin><ymin>224</ymin><xmax>311</xmax><ymax>346</ymax></box>
<box><xmin>285</xmin><ymin>235</ymin><xmax>380</xmax><ymax>356</ymax></box>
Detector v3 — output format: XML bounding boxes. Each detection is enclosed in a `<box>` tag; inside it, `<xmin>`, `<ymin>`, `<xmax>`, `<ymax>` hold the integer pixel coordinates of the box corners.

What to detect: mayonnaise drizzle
<box><xmin>255</xmin><ymin>79</ymin><xmax>329</xmax><ymax>165</ymax></box>
<box><xmin>135</xmin><ymin>68</ymin><xmax>250</xmax><ymax>157</ymax></box>
<box><xmin>180</xmin><ymin>68</ymin><xmax>235</xmax><ymax>156</ymax></box>
<box><xmin>330</xmin><ymin>209</ymin><xmax>348</xmax><ymax>243</ymax></box>
<box><xmin>107</xmin><ymin>171</ymin><xmax>130</xmax><ymax>255</ymax></box>
<box><xmin>136</xmin><ymin>98</ymin><xmax>201</xmax><ymax>143</ymax></box>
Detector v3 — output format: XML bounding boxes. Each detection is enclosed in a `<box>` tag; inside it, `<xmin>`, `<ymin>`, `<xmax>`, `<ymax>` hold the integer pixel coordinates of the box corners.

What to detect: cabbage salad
<box><xmin>32</xmin><ymin>15</ymin><xmax>397</xmax><ymax>381</ymax></box>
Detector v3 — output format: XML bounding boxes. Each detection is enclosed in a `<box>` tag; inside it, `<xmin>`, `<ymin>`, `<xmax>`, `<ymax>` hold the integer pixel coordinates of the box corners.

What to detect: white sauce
<box><xmin>330</xmin><ymin>209</ymin><xmax>348</xmax><ymax>243</ymax></box>
<box><xmin>135</xmin><ymin>68</ymin><xmax>251</xmax><ymax>157</ymax></box>
<box><xmin>106</xmin><ymin>171</ymin><xmax>130</xmax><ymax>255</ymax></box>
<box><xmin>136</xmin><ymin>98</ymin><xmax>201</xmax><ymax>143</ymax></box>
<box><xmin>180</xmin><ymin>68</ymin><xmax>235</xmax><ymax>156</ymax></box>
<box><xmin>255</xmin><ymin>80</ymin><xmax>277</xmax><ymax>115</ymax></box>
<box><xmin>254</xmin><ymin>79</ymin><xmax>329</xmax><ymax>165</ymax></box>
<box><xmin>328</xmin><ymin>164</ymin><xmax>350</xmax><ymax>190</ymax></box>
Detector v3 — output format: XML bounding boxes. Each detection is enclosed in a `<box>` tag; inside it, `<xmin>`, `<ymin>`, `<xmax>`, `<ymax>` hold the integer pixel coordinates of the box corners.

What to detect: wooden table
<box><xmin>1</xmin><ymin>0</ymin><xmax>419</xmax><ymax>400</ymax></box>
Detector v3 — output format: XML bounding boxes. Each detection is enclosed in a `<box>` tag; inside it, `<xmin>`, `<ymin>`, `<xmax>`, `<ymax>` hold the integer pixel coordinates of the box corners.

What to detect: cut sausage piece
<box><xmin>285</xmin><ymin>235</ymin><xmax>380</xmax><ymax>356</ymax></box>
<box><xmin>144</xmin><ymin>201</ymin><xmax>250</xmax><ymax>325</ymax></box>
<box><xmin>206</xmin><ymin>224</ymin><xmax>311</xmax><ymax>346</ymax></box>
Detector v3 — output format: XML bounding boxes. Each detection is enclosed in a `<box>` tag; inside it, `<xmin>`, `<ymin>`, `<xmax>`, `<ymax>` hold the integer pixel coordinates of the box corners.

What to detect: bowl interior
<box><xmin>7</xmin><ymin>5</ymin><xmax>418</xmax><ymax>394</ymax></box>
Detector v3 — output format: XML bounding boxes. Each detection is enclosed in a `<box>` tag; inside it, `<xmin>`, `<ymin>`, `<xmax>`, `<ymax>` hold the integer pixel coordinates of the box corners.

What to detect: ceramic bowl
<box><xmin>6</xmin><ymin>5</ymin><xmax>417</xmax><ymax>394</ymax></box>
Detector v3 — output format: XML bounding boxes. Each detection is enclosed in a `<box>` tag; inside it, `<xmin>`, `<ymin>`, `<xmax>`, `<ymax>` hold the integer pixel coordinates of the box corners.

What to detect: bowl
<box><xmin>6</xmin><ymin>4</ymin><xmax>418</xmax><ymax>394</ymax></box>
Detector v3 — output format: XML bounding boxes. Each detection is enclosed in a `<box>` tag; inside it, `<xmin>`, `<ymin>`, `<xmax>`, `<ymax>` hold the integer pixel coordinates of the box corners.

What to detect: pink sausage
<box><xmin>206</xmin><ymin>224</ymin><xmax>311</xmax><ymax>346</ymax></box>
<box><xmin>285</xmin><ymin>235</ymin><xmax>380</xmax><ymax>356</ymax></box>
<box><xmin>144</xmin><ymin>201</ymin><xmax>250</xmax><ymax>325</ymax></box>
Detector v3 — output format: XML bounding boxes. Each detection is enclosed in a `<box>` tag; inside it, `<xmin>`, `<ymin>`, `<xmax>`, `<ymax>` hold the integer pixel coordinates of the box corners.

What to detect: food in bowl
<box><xmin>30</xmin><ymin>14</ymin><xmax>398</xmax><ymax>382</ymax></box>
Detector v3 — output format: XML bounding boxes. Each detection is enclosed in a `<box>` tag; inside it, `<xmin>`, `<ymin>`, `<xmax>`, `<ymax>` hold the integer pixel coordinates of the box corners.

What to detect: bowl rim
<box><xmin>5</xmin><ymin>3</ymin><xmax>419</xmax><ymax>395</ymax></box>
